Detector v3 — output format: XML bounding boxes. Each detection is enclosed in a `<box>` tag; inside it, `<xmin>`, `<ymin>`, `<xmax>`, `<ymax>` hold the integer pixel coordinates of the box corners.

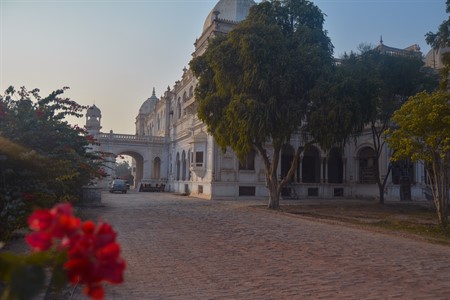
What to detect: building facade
<box><xmin>88</xmin><ymin>0</ymin><xmax>435</xmax><ymax>201</ymax></box>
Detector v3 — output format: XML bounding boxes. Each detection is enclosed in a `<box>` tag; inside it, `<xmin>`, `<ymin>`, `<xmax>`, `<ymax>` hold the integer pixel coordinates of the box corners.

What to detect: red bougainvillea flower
<box><xmin>26</xmin><ymin>203</ymin><xmax>81</xmax><ymax>251</ymax></box>
<box><xmin>64</xmin><ymin>221</ymin><xmax>126</xmax><ymax>300</ymax></box>
<box><xmin>25</xmin><ymin>203</ymin><xmax>125</xmax><ymax>300</ymax></box>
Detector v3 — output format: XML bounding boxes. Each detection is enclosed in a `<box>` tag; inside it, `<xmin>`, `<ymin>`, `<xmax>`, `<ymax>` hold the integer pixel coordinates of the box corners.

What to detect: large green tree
<box><xmin>387</xmin><ymin>91</ymin><xmax>450</xmax><ymax>227</ymax></box>
<box><xmin>337</xmin><ymin>49</ymin><xmax>437</xmax><ymax>204</ymax></box>
<box><xmin>190</xmin><ymin>0</ymin><xmax>335</xmax><ymax>209</ymax></box>
<box><xmin>0</xmin><ymin>86</ymin><xmax>105</xmax><ymax>240</ymax></box>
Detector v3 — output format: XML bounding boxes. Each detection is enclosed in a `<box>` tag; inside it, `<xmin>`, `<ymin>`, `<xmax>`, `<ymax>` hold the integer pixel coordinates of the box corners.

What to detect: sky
<box><xmin>1</xmin><ymin>0</ymin><xmax>447</xmax><ymax>134</ymax></box>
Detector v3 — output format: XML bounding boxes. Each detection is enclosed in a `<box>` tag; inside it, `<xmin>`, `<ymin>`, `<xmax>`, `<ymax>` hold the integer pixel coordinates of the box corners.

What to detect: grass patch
<box><xmin>279</xmin><ymin>201</ymin><xmax>450</xmax><ymax>245</ymax></box>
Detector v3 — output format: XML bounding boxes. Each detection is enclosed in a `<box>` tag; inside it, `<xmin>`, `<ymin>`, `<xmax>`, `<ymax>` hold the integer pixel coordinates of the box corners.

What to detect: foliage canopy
<box><xmin>0</xmin><ymin>87</ymin><xmax>106</xmax><ymax>240</ymax></box>
<box><xmin>190</xmin><ymin>0</ymin><xmax>335</xmax><ymax>208</ymax></box>
<box><xmin>387</xmin><ymin>91</ymin><xmax>450</xmax><ymax>226</ymax></box>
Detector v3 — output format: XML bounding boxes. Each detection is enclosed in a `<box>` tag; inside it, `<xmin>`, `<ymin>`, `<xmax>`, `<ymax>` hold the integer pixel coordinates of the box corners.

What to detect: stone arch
<box><xmin>115</xmin><ymin>150</ymin><xmax>144</xmax><ymax>188</ymax></box>
<box><xmin>302</xmin><ymin>146</ymin><xmax>321</xmax><ymax>183</ymax></box>
<box><xmin>281</xmin><ymin>144</ymin><xmax>295</xmax><ymax>181</ymax></box>
<box><xmin>358</xmin><ymin>146</ymin><xmax>377</xmax><ymax>183</ymax></box>
<box><xmin>153</xmin><ymin>157</ymin><xmax>161</xmax><ymax>179</ymax></box>
<box><xmin>328</xmin><ymin>147</ymin><xmax>343</xmax><ymax>183</ymax></box>
<box><xmin>181</xmin><ymin>150</ymin><xmax>187</xmax><ymax>181</ymax></box>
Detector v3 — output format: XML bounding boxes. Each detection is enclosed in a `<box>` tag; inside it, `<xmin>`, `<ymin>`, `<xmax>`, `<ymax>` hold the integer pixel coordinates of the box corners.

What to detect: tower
<box><xmin>85</xmin><ymin>105</ymin><xmax>102</xmax><ymax>135</ymax></box>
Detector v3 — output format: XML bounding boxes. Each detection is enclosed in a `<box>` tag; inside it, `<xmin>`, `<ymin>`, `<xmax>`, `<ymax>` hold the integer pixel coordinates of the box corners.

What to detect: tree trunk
<box><xmin>429</xmin><ymin>159</ymin><xmax>449</xmax><ymax>228</ymax></box>
<box><xmin>267</xmin><ymin>181</ymin><xmax>280</xmax><ymax>209</ymax></box>
<box><xmin>371</xmin><ymin>122</ymin><xmax>390</xmax><ymax>204</ymax></box>
<box><xmin>255</xmin><ymin>143</ymin><xmax>302</xmax><ymax>210</ymax></box>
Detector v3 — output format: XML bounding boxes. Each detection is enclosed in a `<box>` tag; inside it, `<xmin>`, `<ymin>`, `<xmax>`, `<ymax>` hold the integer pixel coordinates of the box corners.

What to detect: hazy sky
<box><xmin>1</xmin><ymin>0</ymin><xmax>447</xmax><ymax>134</ymax></box>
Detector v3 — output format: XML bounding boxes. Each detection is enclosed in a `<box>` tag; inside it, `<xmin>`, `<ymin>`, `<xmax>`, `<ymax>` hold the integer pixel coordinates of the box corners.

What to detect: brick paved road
<box><xmin>71</xmin><ymin>191</ymin><xmax>450</xmax><ymax>299</ymax></box>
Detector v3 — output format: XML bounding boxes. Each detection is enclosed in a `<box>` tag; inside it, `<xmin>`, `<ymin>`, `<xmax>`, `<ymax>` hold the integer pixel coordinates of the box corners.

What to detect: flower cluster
<box><xmin>26</xmin><ymin>203</ymin><xmax>126</xmax><ymax>299</ymax></box>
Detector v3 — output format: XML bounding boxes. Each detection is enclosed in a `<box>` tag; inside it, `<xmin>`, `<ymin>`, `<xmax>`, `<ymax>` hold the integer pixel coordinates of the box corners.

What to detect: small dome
<box><xmin>139</xmin><ymin>88</ymin><xmax>159</xmax><ymax>115</ymax></box>
<box><xmin>86</xmin><ymin>105</ymin><xmax>101</xmax><ymax>117</ymax></box>
<box><xmin>202</xmin><ymin>0</ymin><xmax>255</xmax><ymax>33</ymax></box>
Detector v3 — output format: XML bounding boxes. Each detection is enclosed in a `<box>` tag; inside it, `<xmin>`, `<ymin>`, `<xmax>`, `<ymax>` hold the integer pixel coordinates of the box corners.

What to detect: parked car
<box><xmin>109</xmin><ymin>179</ymin><xmax>128</xmax><ymax>194</ymax></box>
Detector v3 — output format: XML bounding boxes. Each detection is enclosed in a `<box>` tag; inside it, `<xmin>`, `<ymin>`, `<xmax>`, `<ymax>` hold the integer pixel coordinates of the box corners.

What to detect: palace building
<box><xmin>88</xmin><ymin>0</ymin><xmax>440</xmax><ymax>201</ymax></box>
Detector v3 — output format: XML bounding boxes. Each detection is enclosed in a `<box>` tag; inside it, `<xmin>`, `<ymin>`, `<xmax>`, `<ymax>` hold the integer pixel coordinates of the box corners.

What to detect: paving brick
<box><xmin>66</xmin><ymin>191</ymin><xmax>450</xmax><ymax>299</ymax></box>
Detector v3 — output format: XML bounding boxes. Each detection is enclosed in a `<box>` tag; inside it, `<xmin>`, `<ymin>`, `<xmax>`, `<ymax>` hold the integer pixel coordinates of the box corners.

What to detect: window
<box><xmin>239</xmin><ymin>151</ymin><xmax>255</xmax><ymax>170</ymax></box>
<box><xmin>195</xmin><ymin>152</ymin><xmax>204</xmax><ymax>167</ymax></box>
<box><xmin>239</xmin><ymin>186</ymin><xmax>255</xmax><ymax>196</ymax></box>
<box><xmin>308</xmin><ymin>188</ymin><xmax>319</xmax><ymax>197</ymax></box>
<box><xmin>392</xmin><ymin>159</ymin><xmax>414</xmax><ymax>184</ymax></box>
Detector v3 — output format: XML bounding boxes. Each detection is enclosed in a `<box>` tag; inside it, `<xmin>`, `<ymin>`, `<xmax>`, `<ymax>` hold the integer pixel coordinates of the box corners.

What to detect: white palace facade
<box><xmin>86</xmin><ymin>0</ymin><xmax>439</xmax><ymax>201</ymax></box>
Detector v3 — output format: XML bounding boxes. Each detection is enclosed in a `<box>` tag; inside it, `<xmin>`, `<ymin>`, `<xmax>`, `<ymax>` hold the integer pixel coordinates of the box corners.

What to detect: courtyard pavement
<box><xmin>69</xmin><ymin>191</ymin><xmax>450</xmax><ymax>299</ymax></box>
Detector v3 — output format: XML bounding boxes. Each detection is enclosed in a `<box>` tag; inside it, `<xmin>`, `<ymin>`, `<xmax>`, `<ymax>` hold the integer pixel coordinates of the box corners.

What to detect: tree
<box><xmin>115</xmin><ymin>160</ymin><xmax>134</xmax><ymax>186</ymax></box>
<box><xmin>306</xmin><ymin>52</ymin><xmax>374</xmax><ymax>150</ymax></box>
<box><xmin>426</xmin><ymin>0</ymin><xmax>450</xmax><ymax>89</ymax></box>
<box><xmin>0</xmin><ymin>86</ymin><xmax>106</xmax><ymax>240</ymax></box>
<box><xmin>387</xmin><ymin>91</ymin><xmax>450</xmax><ymax>227</ymax></box>
<box><xmin>190</xmin><ymin>0</ymin><xmax>334</xmax><ymax>209</ymax></box>
<box><xmin>339</xmin><ymin>49</ymin><xmax>437</xmax><ymax>204</ymax></box>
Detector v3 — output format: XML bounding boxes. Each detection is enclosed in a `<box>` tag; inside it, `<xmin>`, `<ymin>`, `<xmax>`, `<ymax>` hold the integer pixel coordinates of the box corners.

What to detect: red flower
<box><xmin>64</xmin><ymin>220</ymin><xmax>126</xmax><ymax>299</ymax></box>
<box><xmin>25</xmin><ymin>203</ymin><xmax>125</xmax><ymax>300</ymax></box>
<box><xmin>26</xmin><ymin>203</ymin><xmax>81</xmax><ymax>251</ymax></box>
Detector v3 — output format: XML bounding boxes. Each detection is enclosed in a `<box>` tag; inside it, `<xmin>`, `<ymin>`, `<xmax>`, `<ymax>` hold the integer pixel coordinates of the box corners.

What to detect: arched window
<box><xmin>358</xmin><ymin>147</ymin><xmax>376</xmax><ymax>183</ymax></box>
<box><xmin>181</xmin><ymin>151</ymin><xmax>186</xmax><ymax>181</ymax></box>
<box><xmin>280</xmin><ymin>144</ymin><xmax>294</xmax><ymax>181</ymax></box>
<box><xmin>392</xmin><ymin>159</ymin><xmax>414</xmax><ymax>184</ymax></box>
<box><xmin>176</xmin><ymin>152</ymin><xmax>180</xmax><ymax>180</ymax></box>
<box><xmin>302</xmin><ymin>146</ymin><xmax>321</xmax><ymax>183</ymax></box>
<box><xmin>177</xmin><ymin>98</ymin><xmax>181</xmax><ymax>119</ymax></box>
<box><xmin>153</xmin><ymin>157</ymin><xmax>161</xmax><ymax>179</ymax></box>
<box><xmin>183</xmin><ymin>91</ymin><xmax>187</xmax><ymax>101</ymax></box>
<box><xmin>189</xmin><ymin>86</ymin><xmax>194</xmax><ymax>97</ymax></box>
<box><xmin>328</xmin><ymin>147</ymin><xmax>343</xmax><ymax>183</ymax></box>
<box><xmin>187</xmin><ymin>149</ymin><xmax>191</xmax><ymax>180</ymax></box>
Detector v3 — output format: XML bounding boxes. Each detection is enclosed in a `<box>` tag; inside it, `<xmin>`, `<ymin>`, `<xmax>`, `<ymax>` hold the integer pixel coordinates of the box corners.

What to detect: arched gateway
<box><xmin>85</xmin><ymin>106</ymin><xmax>169</xmax><ymax>189</ymax></box>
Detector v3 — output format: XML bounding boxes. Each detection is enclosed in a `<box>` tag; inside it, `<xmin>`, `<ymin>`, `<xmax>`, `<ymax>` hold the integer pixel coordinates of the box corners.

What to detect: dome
<box><xmin>202</xmin><ymin>0</ymin><xmax>255</xmax><ymax>32</ymax></box>
<box><xmin>86</xmin><ymin>105</ymin><xmax>101</xmax><ymax>118</ymax></box>
<box><xmin>139</xmin><ymin>88</ymin><xmax>159</xmax><ymax>115</ymax></box>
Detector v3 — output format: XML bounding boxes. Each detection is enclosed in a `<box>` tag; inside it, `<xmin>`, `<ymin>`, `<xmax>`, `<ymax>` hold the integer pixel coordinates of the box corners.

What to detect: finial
<box><xmin>152</xmin><ymin>87</ymin><xmax>156</xmax><ymax>97</ymax></box>
<box><xmin>380</xmin><ymin>35</ymin><xmax>383</xmax><ymax>45</ymax></box>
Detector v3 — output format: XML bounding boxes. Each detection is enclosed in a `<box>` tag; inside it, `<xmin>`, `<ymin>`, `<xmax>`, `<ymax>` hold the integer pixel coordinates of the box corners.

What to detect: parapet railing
<box><xmin>96</xmin><ymin>133</ymin><xmax>165</xmax><ymax>144</ymax></box>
